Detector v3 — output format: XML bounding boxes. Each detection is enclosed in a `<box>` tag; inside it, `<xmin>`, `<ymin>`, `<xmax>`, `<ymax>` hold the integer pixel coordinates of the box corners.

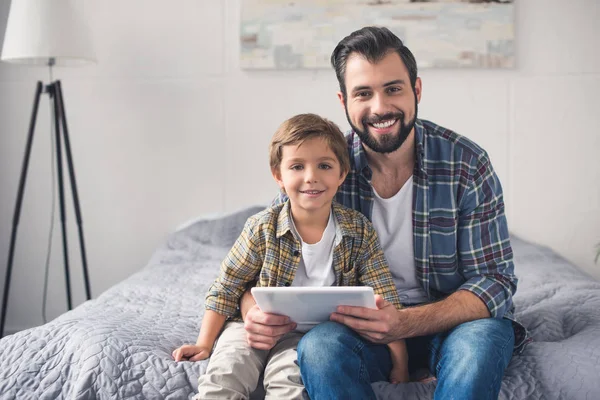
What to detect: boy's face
<box><xmin>272</xmin><ymin>136</ymin><xmax>347</xmax><ymax>216</ymax></box>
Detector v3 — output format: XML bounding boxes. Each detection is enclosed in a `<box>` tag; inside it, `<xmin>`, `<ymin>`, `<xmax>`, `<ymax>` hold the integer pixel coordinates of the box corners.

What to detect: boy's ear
<box><xmin>338</xmin><ymin>169</ymin><xmax>348</xmax><ymax>186</ymax></box>
<box><xmin>271</xmin><ymin>168</ymin><xmax>284</xmax><ymax>189</ymax></box>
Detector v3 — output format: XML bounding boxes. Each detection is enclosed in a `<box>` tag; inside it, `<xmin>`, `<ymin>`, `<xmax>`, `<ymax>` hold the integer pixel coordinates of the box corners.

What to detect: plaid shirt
<box><xmin>204</xmin><ymin>200</ymin><xmax>402</xmax><ymax>320</ymax></box>
<box><xmin>335</xmin><ymin>119</ymin><xmax>530</xmax><ymax>353</ymax></box>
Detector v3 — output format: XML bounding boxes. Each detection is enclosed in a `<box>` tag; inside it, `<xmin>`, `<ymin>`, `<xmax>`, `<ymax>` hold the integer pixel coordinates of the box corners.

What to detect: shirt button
<box><xmin>293</xmin><ymin>250</ymin><xmax>300</xmax><ymax>257</ymax></box>
<box><xmin>284</xmin><ymin>282</ymin><xmax>291</xmax><ymax>287</ymax></box>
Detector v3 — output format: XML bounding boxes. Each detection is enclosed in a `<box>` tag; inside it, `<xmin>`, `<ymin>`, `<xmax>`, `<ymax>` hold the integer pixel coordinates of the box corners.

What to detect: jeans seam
<box><xmin>352</xmin><ymin>340</ymin><xmax>369</xmax><ymax>384</ymax></box>
<box><xmin>427</xmin><ymin>339</ymin><xmax>444</xmax><ymax>376</ymax></box>
<box><xmin>486</xmin><ymin>327</ymin><xmax>513</xmax><ymax>399</ymax></box>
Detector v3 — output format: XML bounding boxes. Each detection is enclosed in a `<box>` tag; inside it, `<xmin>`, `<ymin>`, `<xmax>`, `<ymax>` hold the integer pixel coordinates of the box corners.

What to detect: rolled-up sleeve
<box><xmin>457</xmin><ymin>153</ymin><xmax>517</xmax><ymax>319</ymax></box>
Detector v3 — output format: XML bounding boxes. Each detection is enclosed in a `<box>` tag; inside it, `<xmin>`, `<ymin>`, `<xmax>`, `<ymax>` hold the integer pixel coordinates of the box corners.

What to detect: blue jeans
<box><xmin>297</xmin><ymin>318</ymin><xmax>515</xmax><ymax>400</ymax></box>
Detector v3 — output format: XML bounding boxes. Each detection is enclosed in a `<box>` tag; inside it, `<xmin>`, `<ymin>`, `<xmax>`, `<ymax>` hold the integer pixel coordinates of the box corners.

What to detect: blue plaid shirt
<box><xmin>340</xmin><ymin>119</ymin><xmax>529</xmax><ymax>353</ymax></box>
<box><xmin>277</xmin><ymin>118</ymin><xmax>530</xmax><ymax>353</ymax></box>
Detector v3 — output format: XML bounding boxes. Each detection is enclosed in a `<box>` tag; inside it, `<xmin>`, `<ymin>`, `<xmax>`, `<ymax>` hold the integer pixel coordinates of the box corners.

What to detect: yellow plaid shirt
<box><xmin>204</xmin><ymin>200</ymin><xmax>402</xmax><ymax>319</ymax></box>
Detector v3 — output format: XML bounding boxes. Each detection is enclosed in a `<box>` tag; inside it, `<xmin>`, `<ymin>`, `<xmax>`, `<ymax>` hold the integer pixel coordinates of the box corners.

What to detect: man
<box><xmin>240</xmin><ymin>26</ymin><xmax>529</xmax><ymax>399</ymax></box>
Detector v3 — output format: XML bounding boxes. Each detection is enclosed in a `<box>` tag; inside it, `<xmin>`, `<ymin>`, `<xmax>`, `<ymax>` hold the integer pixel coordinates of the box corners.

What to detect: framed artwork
<box><xmin>240</xmin><ymin>0</ymin><xmax>515</xmax><ymax>69</ymax></box>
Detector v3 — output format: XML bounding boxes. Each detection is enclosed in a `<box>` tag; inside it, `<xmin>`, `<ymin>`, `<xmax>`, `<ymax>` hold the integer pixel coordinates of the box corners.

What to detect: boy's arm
<box><xmin>172</xmin><ymin>217</ymin><xmax>266</xmax><ymax>361</ymax></box>
<box><xmin>196</xmin><ymin>310</ymin><xmax>227</xmax><ymax>348</ymax></box>
<box><xmin>205</xmin><ymin>217</ymin><xmax>265</xmax><ymax>317</ymax></box>
<box><xmin>387</xmin><ymin>340</ymin><xmax>409</xmax><ymax>384</ymax></box>
<box><xmin>172</xmin><ymin>310</ymin><xmax>226</xmax><ymax>362</ymax></box>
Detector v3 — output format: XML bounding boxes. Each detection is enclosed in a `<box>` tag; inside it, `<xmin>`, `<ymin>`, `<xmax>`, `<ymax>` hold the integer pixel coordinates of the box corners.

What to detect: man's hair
<box><xmin>331</xmin><ymin>26</ymin><xmax>418</xmax><ymax>98</ymax></box>
<box><xmin>269</xmin><ymin>113</ymin><xmax>350</xmax><ymax>176</ymax></box>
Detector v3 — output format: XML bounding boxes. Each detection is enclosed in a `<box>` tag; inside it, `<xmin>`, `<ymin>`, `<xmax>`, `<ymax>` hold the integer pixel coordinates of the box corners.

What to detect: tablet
<box><xmin>251</xmin><ymin>286</ymin><xmax>376</xmax><ymax>332</ymax></box>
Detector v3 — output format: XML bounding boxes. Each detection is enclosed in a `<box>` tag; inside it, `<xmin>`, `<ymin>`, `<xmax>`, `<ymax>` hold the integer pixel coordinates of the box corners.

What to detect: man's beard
<box><xmin>345</xmin><ymin>97</ymin><xmax>418</xmax><ymax>154</ymax></box>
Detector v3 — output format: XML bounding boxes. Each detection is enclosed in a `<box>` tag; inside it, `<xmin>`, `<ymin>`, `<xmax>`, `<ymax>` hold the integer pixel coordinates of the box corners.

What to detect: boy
<box><xmin>172</xmin><ymin>114</ymin><xmax>408</xmax><ymax>399</ymax></box>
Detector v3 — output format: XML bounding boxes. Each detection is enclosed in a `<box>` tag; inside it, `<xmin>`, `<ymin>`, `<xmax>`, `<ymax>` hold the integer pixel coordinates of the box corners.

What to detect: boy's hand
<box><xmin>172</xmin><ymin>344</ymin><xmax>211</xmax><ymax>362</ymax></box>
<box><xmin>389</xmin><ymin>364</ymin><xmax>410</xmax><ymax>384</ymax></box>
<box><xmin>244</xmin><ymin>304</ymin><xmax>296</xmax><ymax>350</ymax></box>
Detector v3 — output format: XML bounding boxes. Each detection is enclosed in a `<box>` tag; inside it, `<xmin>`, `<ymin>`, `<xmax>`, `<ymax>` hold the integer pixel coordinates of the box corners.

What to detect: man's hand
<box><xmin>330</xmin><ymin>294</ymin><xmax>404</xmax><ymax>344</ymax></box>
<box><xmin>240</xmin><ymin>289</ymin><xmax>296</xmax><ymax>350</ymax></box>
<box><xmin>172</xmin><ymin>344</ymin><xmax>211</xmax><ymax>362</ymax></box>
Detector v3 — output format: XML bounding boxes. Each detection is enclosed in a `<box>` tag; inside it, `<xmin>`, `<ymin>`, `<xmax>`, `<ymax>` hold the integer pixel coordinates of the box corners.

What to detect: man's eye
<box><xmin>356</xmin><ymin>91</ymin><xmax>371</xmax><ymax>97</ymax></box>
<box><xmin>386</xmin><ymin>87</ymin><xmax>401</xmax><ymax>94</ymax></box>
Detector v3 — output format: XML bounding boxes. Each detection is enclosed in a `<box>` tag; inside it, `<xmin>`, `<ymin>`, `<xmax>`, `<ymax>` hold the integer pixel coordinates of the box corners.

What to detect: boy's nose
<box><xmin>304</xmin><ymin>168</ymin><xmax>318</xmax><ymax>183</ymax></box>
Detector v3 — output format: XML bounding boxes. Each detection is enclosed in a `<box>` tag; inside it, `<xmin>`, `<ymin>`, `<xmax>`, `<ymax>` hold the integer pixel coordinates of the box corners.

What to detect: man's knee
<box><xmin>433</xmin><ymin>319</ymin><xmax>514</xmax><ymax>399</ymax></box>
<box><xmin>448</xmin><ymin>318</ymin><xmax>514</xmax><ymax>354</ymax></box>
<box><xmin>297</xmin><ymin>321</ymin><xmax>357</xmax><ymax>369</ymax></box>
<box><xmin>436</xmin><ymin>318</ymin><xmax>514</xmax><ymax>378</ymax></box>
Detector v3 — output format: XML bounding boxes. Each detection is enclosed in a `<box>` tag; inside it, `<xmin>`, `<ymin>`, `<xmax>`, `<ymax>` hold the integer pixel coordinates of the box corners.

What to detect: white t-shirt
<box><xmin>290</xmin><ymin>210</ymin><xmax>336</xmax><ymax>287</ymax></box>
<box><xmin>371</xmin><ymin>176</ymin><xmax>428</xmax><ymax>304</ymax></box>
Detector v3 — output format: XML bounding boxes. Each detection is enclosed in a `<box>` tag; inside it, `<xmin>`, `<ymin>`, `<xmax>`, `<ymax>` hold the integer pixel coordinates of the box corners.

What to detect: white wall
<box><xmin>0</xmin><ymin>0</ymin><xmax>598</xmax><ymax>334</ymax></box>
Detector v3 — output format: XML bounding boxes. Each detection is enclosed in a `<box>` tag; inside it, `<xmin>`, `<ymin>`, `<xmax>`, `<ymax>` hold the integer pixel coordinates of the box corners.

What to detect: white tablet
<box><xmin>251</xmin><ymin>286</ymin><xmax>376</xmax><ymax>332</ymax></box>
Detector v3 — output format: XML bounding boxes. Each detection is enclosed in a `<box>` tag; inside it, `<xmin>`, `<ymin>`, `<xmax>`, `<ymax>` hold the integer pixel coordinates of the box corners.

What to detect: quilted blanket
<box><xmin>1</xmin><ymin>206</ymin><xmax>599</xmax><ymax>400</ymax></box>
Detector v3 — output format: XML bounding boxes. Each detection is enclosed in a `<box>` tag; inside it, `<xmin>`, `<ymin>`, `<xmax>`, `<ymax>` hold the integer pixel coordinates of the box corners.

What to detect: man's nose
<box><xmin>371</xmin><ymin>92</ymin><xmax>389</xmax><ymax>116</ymax></box>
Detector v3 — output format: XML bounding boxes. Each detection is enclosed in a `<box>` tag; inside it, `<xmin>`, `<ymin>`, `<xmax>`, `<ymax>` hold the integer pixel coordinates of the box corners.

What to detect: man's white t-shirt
<box><xmin>290</xmin><ymin>210</ymin><xmax>336</xmax><ymax>287</ymax></box>
<box><xmin>371</xmin><ymin>176</ymin><xmax>428</xmax><ymax>304</ymax></box>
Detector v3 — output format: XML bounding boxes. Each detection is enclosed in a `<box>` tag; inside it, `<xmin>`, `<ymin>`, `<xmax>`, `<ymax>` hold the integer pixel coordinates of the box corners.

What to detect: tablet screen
<box><xmin>251</xmin><ymin>286</ymin><xmax>376</xmax><ymax>332</ymax></box>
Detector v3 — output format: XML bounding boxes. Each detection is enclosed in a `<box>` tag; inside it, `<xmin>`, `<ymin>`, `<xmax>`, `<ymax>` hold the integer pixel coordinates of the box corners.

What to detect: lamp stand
<box><xmin>0</xmin><ymin>81</ymin><xmax>92</xmax><ymax>338</ymax></box>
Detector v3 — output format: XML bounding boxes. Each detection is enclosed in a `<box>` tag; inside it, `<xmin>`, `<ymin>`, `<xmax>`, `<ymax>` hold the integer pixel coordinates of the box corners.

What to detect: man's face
<box><xmin>338</xmin><ymin>51</ymin><xmax>421</xmax><ymax>154</ymax></box>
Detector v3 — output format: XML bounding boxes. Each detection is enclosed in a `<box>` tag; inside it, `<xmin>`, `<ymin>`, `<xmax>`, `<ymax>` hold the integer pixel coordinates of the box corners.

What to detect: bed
<box><xmin>1</xmin><ymin>205</ymin><xmax>599</xmax><ymax>400</ymax></box>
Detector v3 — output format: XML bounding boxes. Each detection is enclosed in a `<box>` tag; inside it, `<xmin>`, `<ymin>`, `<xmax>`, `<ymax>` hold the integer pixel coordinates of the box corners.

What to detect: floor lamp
<box><xmin>0</xmin><ymin>0</ymin><xmax>96</xmax><ymax>337</ymax></box>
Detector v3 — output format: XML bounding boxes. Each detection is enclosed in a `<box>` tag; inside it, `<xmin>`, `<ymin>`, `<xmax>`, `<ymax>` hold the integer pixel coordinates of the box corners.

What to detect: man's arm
<box><xmin>330</xmin><ymin>290</ymin><xmax>488</xmax><ymax>344</ymax></box>
<box><xmin>454</xmin><ymin>151</ymin><xmax>517</xmax><ymax>319</ymax></box>
<box><xmin>332</xmin><ymin>151</ymin><xmax>513</xmax><ymax>343</ymax></box>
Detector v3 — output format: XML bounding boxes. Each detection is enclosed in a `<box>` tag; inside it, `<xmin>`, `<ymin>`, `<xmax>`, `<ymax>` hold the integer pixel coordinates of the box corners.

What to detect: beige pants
<box><xmin>195</xmin><ymin>322</ymin><xmax>306</xmax><ymax>400</ymax></box>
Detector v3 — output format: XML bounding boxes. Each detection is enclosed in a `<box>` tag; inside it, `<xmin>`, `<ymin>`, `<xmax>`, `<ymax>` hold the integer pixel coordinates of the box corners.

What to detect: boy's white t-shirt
<box><xmin>371</xmin><ymin>176</ymin><xmax>429</xmax><ymax>305</ymax></box>
<box><xmin>290</xmin><ymin>210</ymin><xmax>336</xmax><ymax>287</ymax></box>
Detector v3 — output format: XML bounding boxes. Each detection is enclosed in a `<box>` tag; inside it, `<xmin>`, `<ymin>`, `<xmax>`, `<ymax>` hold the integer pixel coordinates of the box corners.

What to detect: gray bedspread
<box><xmin>1</xmin><ymin>206</ymin><xmax>599</xmax><ymax>400</ymax></box>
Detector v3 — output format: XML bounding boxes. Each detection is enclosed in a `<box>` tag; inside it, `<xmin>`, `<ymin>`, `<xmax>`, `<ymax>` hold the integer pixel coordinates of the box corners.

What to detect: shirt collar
<box><xmin>275</xmin><ymin>200</ymin><xmax>356</xmax><ymax>240</ymax></box>
<box><xmin>276</xmin><ymin>200</ymin><xmax>294</xmax><ymax>239</ymax></box>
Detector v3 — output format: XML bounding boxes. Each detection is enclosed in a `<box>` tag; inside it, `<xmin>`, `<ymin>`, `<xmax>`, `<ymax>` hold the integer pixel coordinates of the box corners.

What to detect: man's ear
<box><xmin>337</xmin><ymin>91</ymin><xmax>345</xmax><ymax>109</ymax></box>
<box><xmin>271</xmin><ymin>168</ymin><xmax>284</xmax><ymax>190</ymax></box>
<box><xmin>414</xmin><ymin>77</ymin><xmax>422</xmax><ymax>104</ymax></box>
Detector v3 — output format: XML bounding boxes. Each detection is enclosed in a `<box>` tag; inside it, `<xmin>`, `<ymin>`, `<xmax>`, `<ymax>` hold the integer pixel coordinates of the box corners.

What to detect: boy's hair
<box><xmin>269</xmin><ymin>113</ymin><xmax>350</xmax><ymax>176</ymax></box>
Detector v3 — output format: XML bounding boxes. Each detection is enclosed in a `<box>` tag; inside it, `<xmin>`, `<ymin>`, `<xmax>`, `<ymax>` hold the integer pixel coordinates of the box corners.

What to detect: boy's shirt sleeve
<box><xmin>357</xmin><ymin>225</ymin><xmax>403</xmax><ymax>310</ymax></box>
<box><xmin>204</xmin><ymin>217</ymin><xmax>265</xmax><ymax>317</ymax></box>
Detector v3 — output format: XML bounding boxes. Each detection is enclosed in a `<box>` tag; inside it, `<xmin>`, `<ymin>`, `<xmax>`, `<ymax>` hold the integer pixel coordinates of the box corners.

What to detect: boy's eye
<box><xmin>290</xmin><ymin>165</ymin><xmax>303</xmax><ymax>170</ymax></box>
<box><xmin>319</xmin><ymin>163</ymin><xmax>332</xmax><ymax>170</ymax></box>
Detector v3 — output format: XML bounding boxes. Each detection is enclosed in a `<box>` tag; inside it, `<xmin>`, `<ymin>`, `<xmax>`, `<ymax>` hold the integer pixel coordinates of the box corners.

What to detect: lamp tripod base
<box><xmin>0</xmin><ymin>80</ymin><xmax>92</xmax><ymax>338</ymax></box>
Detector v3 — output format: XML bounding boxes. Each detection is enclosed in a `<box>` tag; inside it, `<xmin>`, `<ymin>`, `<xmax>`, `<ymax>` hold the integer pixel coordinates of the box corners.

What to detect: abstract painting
<box><xmin>240</xmin><ymin>0</ymin><xmax>515</xmax><ymax>69</ymax></box>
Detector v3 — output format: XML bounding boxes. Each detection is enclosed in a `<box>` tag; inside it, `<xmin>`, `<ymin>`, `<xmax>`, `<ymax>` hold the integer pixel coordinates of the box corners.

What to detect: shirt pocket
<box><xmin>340</xmin><ymin>264</ymin><xmax>358</xmax><ymax>286</ymax></box>
<box><xmin>428</xmin><ymin>212</ymin><xmax>459</xmax><ymax>273</ymax></box>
